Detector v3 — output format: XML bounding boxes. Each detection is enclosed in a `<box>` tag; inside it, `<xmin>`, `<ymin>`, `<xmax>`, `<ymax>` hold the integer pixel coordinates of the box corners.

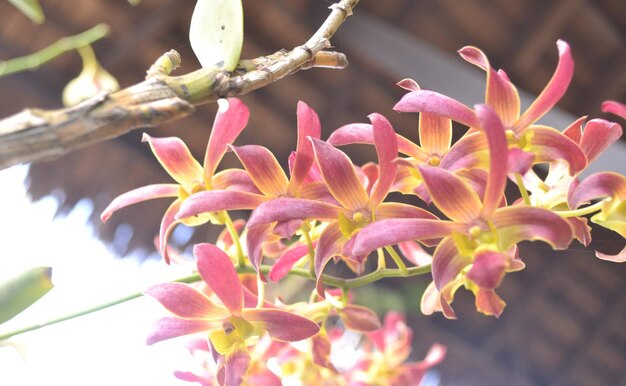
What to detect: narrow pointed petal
<box><xmin>569</xmin><ymin>172</ymin><xmax>626</xmax><ymax>209</ymax></box>
<box><xmin>311</xmin><ymin>331</ymin><xmax>336</xmax><ymax>371</ymax></box>
<box><xmin>369</xmin><ymin>113</ymin><xmax>399</xmax><ymax>206</ymax></box>
<box><xmin>290</xmin><ymin>101</ymin><xmax>321</xmax><ymax>188</ymax></box>
<box><xmin>177</xmin><ymin>190</ymin><xmax>266</xmax><ymax>220</ymax></box>
<box><xmin>432</xmin><ymin>237</ymin><xmax>470</xmax><ymax>289</ymax></box>
<box><xmin>394</xmin><ymin>90</ymin><xmax>480</xmax><ymax>129</ymax></box>
<box><xmin>563</xmin><ymin>116</ymin><xmax>586</xmax><ymax>144</ymax></box>
<box><xmin>420</xmin><ymin>281</ymin><xmax>443</xmax><ymax>315</ymax></box>
<box><xmin>507</xmin><ymin>148</ymin><xmax>535</xmax><ymax>175</ymax></box>
<box><xmin>212</xmin><ymin>168</ymin><xmax>259</xmax><ymax>193</ymax></box>
<box><xmin>529</xmin><ymin>126</ymin><xmax>587</xmax><ymax>175</ymax></box>
<box><xmin>245</xmin><ymin>223</ymin><xmax>272</xmax><ymax>271</ymax></box>
<box><xmin>397</xmin><ymin>78</ymin><xmax>420</xmax><ymax>91</ymax></box>
<box><xmin>440</xmin><ymin>133</ymin><xmax>488</xmax><ymax>171</ymax></box>
<box><xmin>194</xmin><ymin>243</ymin><xmax>243</xmax><ymax>315</ymax></box>
<box><xmin>100</xmin><ymin>184</ymin><xmax>178</xmax><ymax>222</ymax></box>
<box><xmin>338</xmin><ymin>305</ymin><xmax>381</xmax><ymax>332</ymax></box>
<box><xmin>143</xmin><ymin>134</ymin><xmax>203</xmax><ymax>187</ymax></box>
<box><xmin>159</xmin><ymin>199</ymin><xmax>183</xmax><ymax>264</ymax></box>
<box><xmin>327</xmin><ymin>123</ymin><xmax>424</xmax><ymax>160</ymax></box>
<box><xmin>146</xmin><ymin>317</ymin><xmax>209</xmax><ymax>345</ymax></box>
<box><xmin>269</xmin><ymin>242</ymin><xmax>314</xmax><ymax>282</ymax></box>
<box><xmin>246</xmin><ymin>197</ymin><xmax>342</xmax><ymax>228</ymax></box>
<box><xmin>492</xmin><ymin>206</ymin><xmax>573</xmax><ymax>249</ymax></box>
<box><xmin>579</xmin><ymin>119</ymin><xmax>623</xmax><ymax>164</ymax></box>
<box><xmin>466</xmin><ymin>250</ymin><xmax>507</xmax><ymax>289</ymax></box>
<box><xmin>596</xmin><ymin>246</ymin><xmax>626</xmax><ymax>263</ymax></box>
<box><xmin>475</xmin><ymin>288</ymin><xmax>505</xmax><ymax>317</ymax></box>
<box><xmin>375</xmin><ymin>202</ymin><xmax>438</xmax><ymax>220</ymax></box>
<box><xmin>419</xmin><ymin>112</ymin><xmax>452</xmax><ymax>156</ymax></box>
<box><xmin>399</xmin><ymin>241</ymin><xmax>433</xmax><ymax>266</ymax></box>
<box><xmin>314</xmin><ymin>222</ymin><xmax>344</xmax><ymax>278</ymax></box>
<box><xmin>145</xmin><ymin>283</ymin><xmax>229</xmax><ymax>320</ymax></box>
<box><xmin>204</xmin><ymin>98</ymin><xmax>250</xmax><ymax>180</ymax></box>
<box><xmin>514</xmin><ymin>40</ymin><xmax>574</xmax><ymax>131</ymax></box>
<box><xmin>352</xmin><ymin>219</ymin><xmax>462</xmax><ymax>257</ymax></box>
<box><xmin>602</xmin><ymin>100</ymin><xmax>626</xmax><ymax>120</ymax></box>
<box><xmin>459</xmin><ymin>46</ymin><xmax>520</xmax><ymax>126</ymax></box>
<box><xmin>475</xmin><ymin>104</ymin><xmax>509</xmax><ymax>217</ymax></box>
<box><xmin>298</xmin><ymin>181</ymin><xmax>337</xmax><ymax>204</ymax></box>
<box><xmin>419</xmin><ymin>165</ymin><xmax>482</xmax><ymax>222</ymax></box>
<box><xmin>231</xmin><ymin>145</ymin><xmax>289</xmax><ymax>197</ymax></box>
<box><xmin>311</xmin><ymin>138</ymin><xmax>369</xmax><ymax>211</ymax></box>
<box><xmin>243</xmin><ymin>309</ymin><xmax>320</xmax><ymax>341</ymax></box>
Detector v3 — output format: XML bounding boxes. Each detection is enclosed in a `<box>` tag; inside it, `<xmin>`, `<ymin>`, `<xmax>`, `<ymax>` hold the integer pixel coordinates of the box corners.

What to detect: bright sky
<box><xmin>0</xmin><ymin>165</ymin><xmax>196</xmax><ymax>386</ymax></box>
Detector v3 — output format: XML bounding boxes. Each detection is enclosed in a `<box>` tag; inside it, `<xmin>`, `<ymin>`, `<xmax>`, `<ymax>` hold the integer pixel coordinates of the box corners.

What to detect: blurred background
<box><xmin>0</xmin><ymin>0</ymin><xmax>625</xmax><ymax>385</ymax></box>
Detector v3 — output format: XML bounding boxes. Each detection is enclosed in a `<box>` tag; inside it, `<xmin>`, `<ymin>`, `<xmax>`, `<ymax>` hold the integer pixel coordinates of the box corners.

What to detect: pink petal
<box><xmin>507</xmin><ymin>148</ymin><xmax>535</xmax><ymax>175</ymax></box>
<box><xmin>290</xmin><ymin>101</ymin><xmax>322</xmax><ymax>188</ymax></box>
<box><xmin>475</xmin><ymin>104</ymin><xmax>509</xmax><ymax>217</ymax></box>
<box><xmin>579</xmin><ymin>119</ymin><xmax>623</xmax><ymax>164</ymax></box>
<box><xmin>143</xmin><ymin>134</ymin><xmax>203</xmax><ymax>188</ymax></box>
<box><xmin>375</xmin><ymin>202</ymin><xmax>439</xmax><ymax>220</ymax></box>
<box><xmin>475</xmin><ymin>288</ymin><xmax>505</xmax><ymax>317</ymax></box>
<box><xmin>419</xmin><ymin>165</ymin><xmax>482</xmax><ymax>223</ymax></box>
<box><xmin>311</xmin><ymin>138</ymin><xmax>370</xmax><ymax>211</ymax></box>
<box><xmin>100</xmin><ymin>184</ymin><xmax>178</xmax><ymax>222</ymax></box>
<box><xmin>394</xmin><ymin>90</ymin><xmax>480</xmax><ymax>129</ymax></box>
<box><xmin>562</xmin><ymin>116</ymin><xmax>586</xmax><ymax>144</ymax></box>
<box><xmin>569</xmin><ymin>172</ymin><xmax>626</xmax><ymax>209</ymax></box>
<box><xmin>242</xmin><ymin>309</ymin><xmax>320</xmax><ymax>341</ymax></box>
<box><xmin>432</xmin><ymin>237</ymin><xmax>471</xmax><ymax>289</ymax></box>
<box><xmin>203</xmin><ymin>98</ymin><xmax>250</xmax><ymax>181</ymax></box>
<box><xmin>398</xmin><ymin>241</ymin><xmax>433</xmax><ymax>266</ymax></box>
<box><xmin>231</xmin><ymin>145</ymin><xmax>289</xmax><ymax>197</ymax></box>
<box><xmin>212</xmin><ymin>168</ymin><xmax>260</xmax><ymax>193</ymax></box>
<box><xmin>246</xmin><ymin>197</ymin><xmax>343</xmax><ymax>228</ymax></box>
<box><xmin>459</xmin><ymin>47</ymin><xmax>520</xmax><ymax>127</ymax></box>
<box><xmin>529</xmin><ymin>126</ymin><xmax>587</xmax><ymax>175</ymax></box>
<box><xmin>602</xmin><ymin>100</ymin><xmax>626</xmax><ymax>120</ymax></box>
<box><xmin>465</xmin><ymin>250</ymin><xmax>507</xmax><ymax>289</ymax></box>
<box><xmin>338</xmin><ymin>305</ymin><xmax>381</xmax><ymax>332</ymax></box>
<box><xmin>245</xmin><ymin>223</ymin><xmax>272</xmax><ymax>271</ymax></box>
<box><xmin>369</xmin><ymin>113</ymin><xmax>399</xmax><ymax>206</ymax></box>
<box><xmin>144</xmin><ymin>282</ymin><xmax>228</xmax><ymax>320</ymax></box>
<box><xmin>223</xmin><ymin>350</ymin><xmax>250</xmax><ymax>386</ymax></box>
<box><xmin>194</xmin><ymin>243</ymin><xmax>243</xmax><ymax>315</ymax></box>
<box><xmin>327</xmin><ymin>123</ymin><xmax>424</xmax><ymax>161</ymax></box>
<box><xmin>159</xmin><ymin>199</ymin><xmax>183</xmax><ymax>265</ymax></box>
<box><xmin>596</xmin><ymin>246</ymin><xmax>626</xmax><ymax>263</ymax></box>
<box><xmin>401</xmin><ymin>343</ymin><xmax>447</xmax><ymax>384</ymax></box>
<box><xmin>352</xmin><ymin>218</ymin><xmax>462</xmax><ymax>257</ymax></box>
<box><xmin>311</xmin><ymin>332</ymin><xmax>336</xmax><ymax>371</ymax></box>
<box><xmin>492</xmin><ymin>206</ymin><xmax>573</xmax><ymax>249</ymax></box>
<box><xmin>314</xmin><ymin>222</ymin><xmax>345</xmax><ymax>278</ymax></box>
<box><xmin>146</xmin><ymin>317</ymin><xmax>209</xmax><ymax>345</ymax></box>
<box><xmin>418</xmin><ymin>112</ymin><xmax>452</xmax><ymax>156</ymax></box>
<box><xmin>177</xmin><ymin>190</ymin><xmax>266</xmax><ymax>220</ymax></box>
<box><xmin>513</xmin><ymin>40</ymin><xmax>574</xmax><ymax>132</ymax></box>
<box><xmin>440</xmin><ymin>132</ymin><xmax>487</xmax><ymax>171</ymax></box>
<box><xmin>269</xmin><ymin>242</ymin><xmax>315</xmax><ymax>282</ymax></box>
<box><xmin>396</xmin><ymin>78</ymin><xmax>420</xmax><ymax>91</ymax></box>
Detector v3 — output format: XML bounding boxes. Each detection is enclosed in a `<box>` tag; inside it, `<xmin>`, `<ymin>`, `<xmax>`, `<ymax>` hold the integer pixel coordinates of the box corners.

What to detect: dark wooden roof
<box><xmin>1</xmin><ymin>1</ymin><xmax>625</xmax><ymax>385</ymax></box>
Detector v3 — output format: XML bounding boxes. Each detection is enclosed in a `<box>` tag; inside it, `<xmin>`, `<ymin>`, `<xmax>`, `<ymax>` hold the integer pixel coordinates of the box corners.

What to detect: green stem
<box><xmin>515</xmin><ymin>173</ymin><xmax>531</xmax><ymax>206</ymax></box>
<box><xmin>301</xmin><ymin>224</ymin><xmax>316</xmax><ymax>277</ymax></box>
<box><xmin>555</xmin><ymin>200</ymin><xmax>604</xmax><ymax>218</ymax></box>
<box><xmin>377</xmin><ymin>248</ymin><xmax>386</xmax><ymax>269</ymax></box>
<box><xmin>0</xmin><ymin>263</ymin><xmax>431</xmax><ymax>341</ymax></box>
<box><xmin>222</xmin><ymin>212</ymin><xmax>246</xmax><ymax>267</ymax></box>
<box><xmin>385</xmin><ymin>246</ymin><xmax>408</xmax><ymax>275</ymax></box>
<box><xmin>0</xmin><ymin>24</ymin><xmax>110</xmax><ymax>77</ymax></box>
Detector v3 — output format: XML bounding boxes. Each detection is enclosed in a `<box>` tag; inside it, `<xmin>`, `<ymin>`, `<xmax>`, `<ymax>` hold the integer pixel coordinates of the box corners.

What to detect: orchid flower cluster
<box><xmin>102</xmin><ymin>40</ymin><xmax>625</xmax><ymax>385</ymax></box>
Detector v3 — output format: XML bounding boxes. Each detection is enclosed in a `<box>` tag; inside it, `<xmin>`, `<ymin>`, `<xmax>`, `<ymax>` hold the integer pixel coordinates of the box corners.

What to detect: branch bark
<box><xmin>0</xmin><ymin>0</ymin><xmax>359</xmax><ymax>170</ymax></box>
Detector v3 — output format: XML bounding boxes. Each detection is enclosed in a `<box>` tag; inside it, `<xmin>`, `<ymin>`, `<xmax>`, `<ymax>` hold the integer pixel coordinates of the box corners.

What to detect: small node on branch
<box><xmin>146</xmin><ymin>50</ymin><xmax>182</xmax><ymax>78</ymax></box>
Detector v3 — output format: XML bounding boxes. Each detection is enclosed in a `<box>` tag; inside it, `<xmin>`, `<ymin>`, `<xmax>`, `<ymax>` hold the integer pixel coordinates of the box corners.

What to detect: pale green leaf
<box><xmin>0</xmin><ymin>267</ymin><xmax>53</xmax><ymax>325</ymax></box>
<box><xmin>8</xmin><ymin>0</ymin><xmax>45</xmax><ymax>24</ymax></box>
<box><xmin>189</xmin><ymin>0</ymin><xmax>244</xmax><ymax>71</ymax></box>
<box><xmin>127</xmin><ymin>0</ymin><xmax>141</xmax><ymax>6</ymax></box>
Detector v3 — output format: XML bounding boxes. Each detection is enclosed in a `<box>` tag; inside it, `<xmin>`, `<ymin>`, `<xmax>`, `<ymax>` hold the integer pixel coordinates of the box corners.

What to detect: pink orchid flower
<box><xmin>101</xmin><ymin>98</ymin><xmax>251</xmax><ymax>263</ymax></box>
<box><xmin>353</xmin><ymin>105</ymin><xmax>574</xmax><ymax>317</ymax></box>
<box><xmin>145</xmin><ymin>243</ymin><xmax>319</xmax><ymax>385</ymax></box>
<box><xmin>245</xmin><ymin>113</ymin><xmax>436</xmax><ymax>294</ymax></box>
<box><xmin>394</xmin><ymin>40</ymin><xmax>587</xmax><ymax>176</ymax></box>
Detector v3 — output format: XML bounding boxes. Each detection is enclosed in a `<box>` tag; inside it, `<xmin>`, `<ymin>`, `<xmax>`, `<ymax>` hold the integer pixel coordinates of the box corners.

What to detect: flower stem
<box><xmin>300</xmin><ymin>224</ymin><xmax>316</xmax><ymax>277</ymax></box>
<box><xmin>515</xmin><ymin>173</ymin><xmax>531</xmax><ymax>205</ymax></box>
<box><xmin>0</xmin><ymin>263</ymin><xmax>431</xmax><ymax>341</ymax></box>
<box><xmin>385</xmin><ymin>246</ymin><xmax>408</xmax><ymax>275</ymax></box>
<box><xmin>555</xmin><ymin>200</ymin><xmax>604</xmax><ymax>218</ymax></box>
<box><xmin>223</xmin><ymin>212</ymin><xmax>246</xmax><ymax>268</ymax></box>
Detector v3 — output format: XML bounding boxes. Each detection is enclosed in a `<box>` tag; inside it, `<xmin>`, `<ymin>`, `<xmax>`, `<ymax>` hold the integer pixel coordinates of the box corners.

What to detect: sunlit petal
<box><xmin>143</xmin><ymin>134</ymin><xmax>203</xmax><ymax>188</ymax></box>
<box><xmin>176</xmin><ymin>190</ymin><xmax>266</xmax><ymax>220</ymax></box>
<box><xmin>212</xmin><ymin>169</ymin><xmax>259</xmax><ymax>193</ymax></box>
<box><xmin>194</xmin><ymin>243</ymin><xmax>243</xmax><ymax>315</ymax></box>
<box><xmin>369</xmin><ymin>113</ymin><xmax>399</xmax><ymax>206</ymax></box>
<box><xmin>328</xmin><ymin>123</ymin><xmax>424</xmax><ymax>160</ymax></box>
<box><xmin>311</xmin><ymin>138</ymin><xmax>369</xmax><ymax>211</ymax></box>
<box><xmin>513</xmin><ymin>40</ymin><xmax>574</xmax><ymax>131</ymax></box>
<box><xmin>419</xmin><ymin>112</ymin><xmax>452</xmax><ymax>156</ymax></box>
<box><xmin>144</xmin><ymin>283</ymin><xmax>229</xmax><ymax>320</ymax></box>
<box><xmin>204</xmin><ymin>98</ymin><xmax>250</xmax><ymax>180</ymax></box>
<box><xmin>419</xmin><ymin>165</ymin><xmax>482</xmax><ymax>222</ymax></box>
<box><xmin>159</xmin><ymin>199</ymin><xmax>183</xmax><ymax>265</ymax></box>
<box><xmin>398</xmin><ymin>241</ymin><xmax>433</xmax><ymax>267</ymax></box>
<box><xmin>100</xmin><ymin>184</ymin><xmax>178</xmax><ymax>222</ymax></box>
<box><xmin>579</xmin><ymin>119</ymin><xmax>623</xmax><ymax>164</ymax></box>
<box><xmin>596</xmin><ymin>246</ymin><xmax>626</xmax><ymax>263</ymax></box>
<box><xmin>528</xmin><ymin>126</ymin><xmax>587</xmax><ymax>175</ymax></box>
<box><xmin>223</xmin><ymin>350</ymin><xmax>250</xmax><ymax>386</ymax></box>
<box><xmin>375</xmin><ymin>202</ymin><xmax>438</xmax><ymax>220</ymax></box>
<box><xmin>290</xmin><ymin>101</ymin><xmax>322</xmax><ymax>188</ymax></box>
<box><xmin>231</xmin><ymin>145</ymin><xmax>289</xmax><ymax>197</ymax></box>
<box><xmin>146</xmin><ymin>317</ymin><xmax>209</xmax><ymax>345</ymax></box>
<box><xmin>492</xmin><ymin>206</ymin><xmax>573</xmax><ymax>249</ymax></box>
<box><xmin>394</xmin><ymin>90</ymin><xmax>480</xmax><ymax>129</ymax></box>
<box><xmin>568</xmin><ymin>172</ymin><xmax>626</xmax><ymax>209</ymax></box>
<box><xmin>243</xmin><ymin>309</ymin><xmax>320</xmax><ymax>341</ymax></box>
<box><xmin>440</xmin><ymin>133</ymin><xmax>488</xmax><ymax>171</ymax></box>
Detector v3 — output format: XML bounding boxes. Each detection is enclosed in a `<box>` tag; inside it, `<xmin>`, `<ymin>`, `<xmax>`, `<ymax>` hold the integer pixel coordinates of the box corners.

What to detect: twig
<box><xmin>0</xmin><ymin>0</ymin><xmax>359</xmax><ymax>169</ymax></box>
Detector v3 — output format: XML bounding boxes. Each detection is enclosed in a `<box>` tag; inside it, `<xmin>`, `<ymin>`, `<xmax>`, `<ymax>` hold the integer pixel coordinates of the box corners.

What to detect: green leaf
<box><xmin>0</xmin><ymin>267</ymin><xmax>53</xmax><ymax>325</ymax></box>
<box><xmin>189</xmin><ymin>0</ymin><xmax>244</xmax><ymax>71</ymax></box>
<box><xmin>127</xmin><ymin>0</ymin><xmax>141</xmax><ymax>5</ymax></box>
<box><xmin>8</xmin><ymin>0</ymin><xmax>45</xmax><ymax>24</ymax></box>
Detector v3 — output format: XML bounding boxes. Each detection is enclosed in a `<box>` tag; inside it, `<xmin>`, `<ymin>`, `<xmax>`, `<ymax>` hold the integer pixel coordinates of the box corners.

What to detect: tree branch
<box><xmin>0</xmin><ymin>0</ymin><xmax>359</xmax><ymax>170</ymax></box>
